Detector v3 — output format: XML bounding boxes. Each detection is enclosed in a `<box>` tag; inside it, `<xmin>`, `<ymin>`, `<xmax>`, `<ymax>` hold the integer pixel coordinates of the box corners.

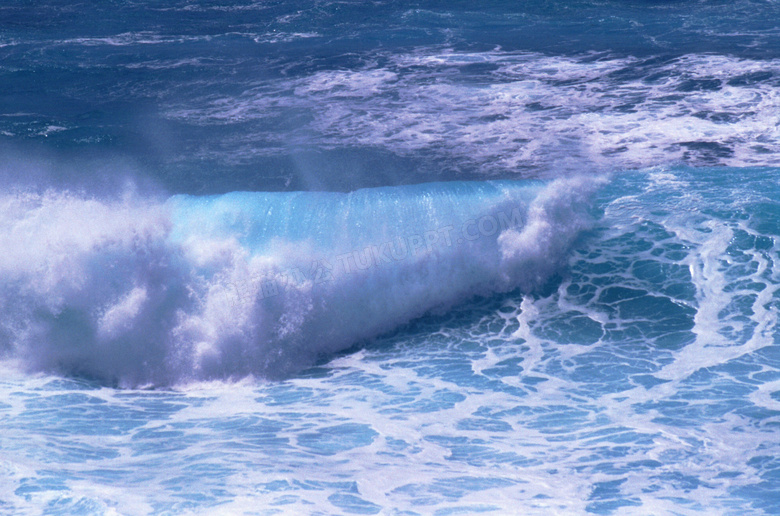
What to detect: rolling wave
<box><xmin>0</xmin><ymin>176</ymin><xmax>601</xmax><ymax>386</ymax></box>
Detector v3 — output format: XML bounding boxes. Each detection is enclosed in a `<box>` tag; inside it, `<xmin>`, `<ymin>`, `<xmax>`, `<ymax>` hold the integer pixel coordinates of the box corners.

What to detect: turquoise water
<box><xmin>1</xmin><ymin>1</ymin><xmax>780</xmax><ymax>514</ymax></box>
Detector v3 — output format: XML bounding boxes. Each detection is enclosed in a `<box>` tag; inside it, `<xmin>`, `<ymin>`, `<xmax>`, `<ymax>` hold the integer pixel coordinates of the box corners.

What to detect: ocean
<box><xmin>1</xmin><ymin>1</ymin><xmax>779</xmax><ymax>514</ymax></box>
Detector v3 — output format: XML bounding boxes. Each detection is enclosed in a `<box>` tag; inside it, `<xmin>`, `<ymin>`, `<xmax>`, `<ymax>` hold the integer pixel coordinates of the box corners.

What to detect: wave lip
<box><xmin>0</xmin><ymin>177</ymin><xmax>601</xmax><ymax>386</ymax></box>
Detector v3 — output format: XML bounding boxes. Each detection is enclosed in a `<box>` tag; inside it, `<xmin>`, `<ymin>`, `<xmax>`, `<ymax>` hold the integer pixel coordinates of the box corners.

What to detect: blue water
<box><xmin>1</xmin><ymin>1</ymin><xmax>779</xmax><ymax>514</ymax></box>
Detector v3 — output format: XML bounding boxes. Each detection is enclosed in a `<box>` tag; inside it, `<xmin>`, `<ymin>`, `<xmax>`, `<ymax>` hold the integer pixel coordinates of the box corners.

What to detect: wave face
<box><xmin>0</xmin><ymin>178</ymin><xmax>598</xmax><ymax>386</ymax></box>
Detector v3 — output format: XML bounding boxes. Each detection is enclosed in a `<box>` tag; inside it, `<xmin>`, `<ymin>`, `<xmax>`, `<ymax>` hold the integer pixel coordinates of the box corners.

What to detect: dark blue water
<box><xmin>2</xmin><ymin>0</ymin><xmax>780</xmax><ymax>191</ymax></box>
<box><xmin>1</xmin><ymin>1</ymin><xmax>779</xmax><ymax>514</ymax></box>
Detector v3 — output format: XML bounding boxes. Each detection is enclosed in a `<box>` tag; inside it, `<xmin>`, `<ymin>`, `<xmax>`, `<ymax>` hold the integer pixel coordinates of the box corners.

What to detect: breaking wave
<box><xmin>0</xmin><ymin>176</ymin><xmax>602</xmax><ymax>386</ymax></box>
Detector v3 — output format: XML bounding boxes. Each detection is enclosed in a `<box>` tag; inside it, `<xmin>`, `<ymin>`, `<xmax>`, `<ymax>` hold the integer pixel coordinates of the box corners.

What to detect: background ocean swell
<box><xmin>2</xmin><ymin>1</ymin><xmax>780</xmax><ymax>192</ymax></box>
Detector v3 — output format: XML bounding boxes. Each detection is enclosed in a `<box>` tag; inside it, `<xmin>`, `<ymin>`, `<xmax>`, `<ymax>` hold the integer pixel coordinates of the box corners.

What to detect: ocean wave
<box><xmin>0</xmin><ymin>176</ymin><xmax>602</xmax><ymax>386</ymax></box>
